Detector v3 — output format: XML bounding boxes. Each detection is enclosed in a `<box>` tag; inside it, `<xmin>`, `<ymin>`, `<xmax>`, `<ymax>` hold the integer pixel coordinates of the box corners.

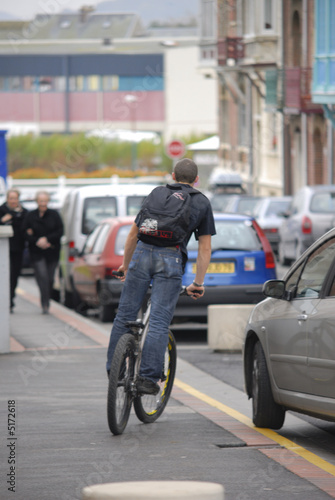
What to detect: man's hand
<box><xmin>1</xmin><ymin>214</ymin><xmax>12</xmax><ymax>223</ymax></box>
<box><xmin>36</xmin><ymin>237</ymin><xmax>51</xmax><ymax>249</ymax></box>
<box><xmin>186</xmin><ymin>283</ymin><xmax>204</xmax><ymax>300</ymax></box>
<box><xmin>116</xmin><ymin>265</ymin><xmax>127</xmax><ymax>282</ymax></box>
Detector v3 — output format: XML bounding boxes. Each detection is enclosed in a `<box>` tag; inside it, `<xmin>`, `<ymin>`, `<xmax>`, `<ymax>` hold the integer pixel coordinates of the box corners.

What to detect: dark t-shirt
<box><xmin>135</xmin><ymin>182</ymin><xmax>216</xmax><ymax>266</ymax></box>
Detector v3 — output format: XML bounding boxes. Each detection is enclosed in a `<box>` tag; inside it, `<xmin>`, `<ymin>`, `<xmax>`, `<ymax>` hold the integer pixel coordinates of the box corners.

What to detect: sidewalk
<box><xmin>1</xmin><ymin>283</ymin><xmax>335</xmax><ymax>500</ymax></box>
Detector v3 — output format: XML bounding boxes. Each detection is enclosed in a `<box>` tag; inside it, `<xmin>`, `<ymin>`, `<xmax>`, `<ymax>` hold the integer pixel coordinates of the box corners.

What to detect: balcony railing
<box><xmin>265</xmin><ymin>67</ymin><xmax>323</xmax><ymax>112</ymax></box>
<box><xmin>217</xmin><ymin>37</ymin><xmax>244</xmax><ymax>66</ymax></box>
<box><xmin>284</xmin><ymin>68</ymin><xmax>323</xmax><ymax>112</ymax></box>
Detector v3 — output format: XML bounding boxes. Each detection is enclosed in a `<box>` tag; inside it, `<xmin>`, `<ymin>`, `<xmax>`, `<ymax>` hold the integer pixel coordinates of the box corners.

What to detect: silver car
<box><xmin>253</xmin><ymin>196</ymin><xmax>292</xmax><ymax>255</ymax></box>
<box><xmin>278</xmin><ymin>185</ymin><xmax>335</xmax><ymax>265</ymax></box>
<box><xmin>243</xmin><ymin>227</ymin><xmax>335</xmax><ymax>429</ymax></box>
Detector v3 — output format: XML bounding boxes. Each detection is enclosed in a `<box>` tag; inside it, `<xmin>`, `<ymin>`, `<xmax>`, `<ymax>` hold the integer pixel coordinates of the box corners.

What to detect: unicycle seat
<box><xmin>126</xmin><ymin>320</ymin><xmax>145</xmax><ymax>330</ymax></box>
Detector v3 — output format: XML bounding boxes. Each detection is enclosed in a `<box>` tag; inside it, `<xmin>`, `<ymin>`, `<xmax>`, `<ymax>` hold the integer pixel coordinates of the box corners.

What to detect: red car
<box><xmin>71</xmin><ymin>216</ymin><xmax>134</xmax><ymax>321</ymax></box>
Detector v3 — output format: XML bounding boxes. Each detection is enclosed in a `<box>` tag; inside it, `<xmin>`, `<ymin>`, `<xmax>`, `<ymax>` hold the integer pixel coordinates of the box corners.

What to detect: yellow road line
<box><xmin>175</xmin><ymin>378</ymin><xmax>335</xmax><ymax>477</ymax></box>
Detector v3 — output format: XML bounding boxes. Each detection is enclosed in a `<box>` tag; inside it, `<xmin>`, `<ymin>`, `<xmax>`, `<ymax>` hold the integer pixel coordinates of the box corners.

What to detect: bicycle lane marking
<box><xmin>173</xmin><ymin>378</ymin><xmax>335</xmax><ymax>498</ymax></box>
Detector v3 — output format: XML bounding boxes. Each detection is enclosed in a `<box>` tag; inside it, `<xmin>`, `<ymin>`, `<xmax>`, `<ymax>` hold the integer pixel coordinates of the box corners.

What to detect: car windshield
<box><xmin>187</xmin><ymin>220</ymin><xmax>261</xmax><ymax>252</ymax></box>
<box><xmin>310</xmin><ymin>192</ymin><xmax>335</xmax><ymax>213</ymax></box>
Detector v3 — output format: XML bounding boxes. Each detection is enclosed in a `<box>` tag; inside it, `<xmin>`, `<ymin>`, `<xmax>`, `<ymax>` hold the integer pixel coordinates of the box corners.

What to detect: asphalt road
<box><xmin>8</xmin><ymin>270</ymin><xmax>335</xmax><ymax>500</ymax></box>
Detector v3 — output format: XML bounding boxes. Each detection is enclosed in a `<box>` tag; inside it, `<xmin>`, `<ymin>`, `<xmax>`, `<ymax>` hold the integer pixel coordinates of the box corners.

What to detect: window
<box><xmin>88</xmin><ymin>75</ymin><xmax>100</xmax><ymax>91</ymax></box>
<box><xmin>264</xmin><ymin>0</ymin><xmax>273</xmax><ymax>30</ymax></box>
<box><xmin>102</xmin><ymin>75</ymin><xmax>119</xmax><ymax>91</ymax></box>
<box><xmin>82</xmin><ymin>224</ymin><xmax>103</xmax><ymax>255</ymax></box>
<box><xmin>82</xmin><ymin>197</ymin><xmax>117</xmax><ymax>235</ymax></box>
<box><xmin>114</xmin><ymin>225</ymin><xmax>132</xmax><ymax>255</ymax></box>
<box><xmin>244</xmin><ymin>0</ymin><xmax>255</xmax><ymax>35</ymax></box>
<box><xmin>201</xmin><ymin>0</ymin><xmax>216</xmax><ymax>39</ymax></box>
<box><xmin>188</xmin><ymin>220</ymin><xmax>261</xmax><ymax>252</ymax></box>
<box><xmin>310</xmin><ymin>192</ymin><xmax>335</xmax><ymax>213</ymax></box>
<box><xmin>92</xmin><ymin>223</ymin><xmax>110</xmax><ymax>254</ymax></box>
<box><xmin>69</xmin><ymin>76</ymin><xmax>85</xmax><ymax>91</ymax></box>
<box><xmin>126</xmin><ymin>196</ymin><xmax>146</xmax><ymax>216</ymax></box>
<box><xmin>286</xmin><ymin>238</ymin><xmax>335</xmax><ymax>299</ymax></box>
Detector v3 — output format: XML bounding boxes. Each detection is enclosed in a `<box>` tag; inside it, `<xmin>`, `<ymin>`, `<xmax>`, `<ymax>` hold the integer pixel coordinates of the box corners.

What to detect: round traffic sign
<box><xmin>166</xmin><ymin>140</ymin><xmax>185</xmax><ymax>159</ymax></box>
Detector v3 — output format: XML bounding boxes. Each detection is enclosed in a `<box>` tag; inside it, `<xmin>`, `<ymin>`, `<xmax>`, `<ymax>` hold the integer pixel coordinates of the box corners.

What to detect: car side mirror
<box><xmin>263</xmin><ymin>280</ymin><xmax>286</xmax><ymax>299</ymax></box>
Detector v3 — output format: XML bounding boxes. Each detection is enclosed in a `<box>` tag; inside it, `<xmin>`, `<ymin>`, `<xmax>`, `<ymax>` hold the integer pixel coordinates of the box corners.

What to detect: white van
<box><xmin>58</xmin><ymin>183</ymin><xmax>156</xmax><ymax>307</ymax></box>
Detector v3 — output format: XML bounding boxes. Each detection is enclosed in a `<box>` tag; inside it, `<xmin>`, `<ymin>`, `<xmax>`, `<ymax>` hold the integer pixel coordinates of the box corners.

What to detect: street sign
<box><xmin>166</xmin><ymin>140</ymin><xmax>185</xmax><ymax>159</ymax></box>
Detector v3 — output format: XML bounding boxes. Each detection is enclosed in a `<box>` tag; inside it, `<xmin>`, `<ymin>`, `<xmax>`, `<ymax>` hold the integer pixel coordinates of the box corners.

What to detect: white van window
<box><xmin>82</xmin><ymin>197</ymin><xmax>117</xmax><ymax>235</ymax></box>
<box><xmin>127</xmin><ymin>196</ymin><xmax>147</xmax><ymax>216</ymax></box>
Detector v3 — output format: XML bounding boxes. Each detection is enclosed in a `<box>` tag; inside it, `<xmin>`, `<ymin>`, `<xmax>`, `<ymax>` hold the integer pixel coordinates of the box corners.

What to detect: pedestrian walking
<box><xmin>22</xmin><ymin>191</ymin><xmax>63</xmax><ymax>314</ymax></box>
<box><xmin>106</xmin><ymin>158</ymin><xmax>216</xmax><ymax>394</ymax></box>
<box><xmin>0</xmin><ymin>189</ymin><xmax>28</xmax><ymax>312</ymax></box>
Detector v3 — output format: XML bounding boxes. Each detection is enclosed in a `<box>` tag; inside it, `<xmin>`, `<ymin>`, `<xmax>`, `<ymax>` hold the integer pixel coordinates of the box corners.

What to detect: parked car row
<box><xmin>67</xmin><ymin>211</ymin><xmax>277</xmax><ymax>322</ymax></box>
<box><xmin>58</xmin><ymin>183</ymin><xmax>155</xmax><ymax>308</ymax></box>
<box><xmin>278</xmin><ymin>185</ymin><xmax>335</xmax><ymax>265</ymax></box>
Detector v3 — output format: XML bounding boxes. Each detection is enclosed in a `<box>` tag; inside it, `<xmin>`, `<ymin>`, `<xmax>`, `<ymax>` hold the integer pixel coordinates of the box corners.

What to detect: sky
<box><xmin>0</xmin><ymin>0</ymin><xmax>103</xmax><ymax>20</ymax></box>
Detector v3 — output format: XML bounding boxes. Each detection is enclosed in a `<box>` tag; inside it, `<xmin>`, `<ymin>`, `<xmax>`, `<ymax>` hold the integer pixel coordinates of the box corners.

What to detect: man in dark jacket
<box><xmin>22</xmin><ymin>191</ymin><xmax>63</xmax><ymax>314</ymax></box>
<box><xmin>0</xmin><ymin>189</ymin><xmax>28</xmax><ymax>312</ymax></box>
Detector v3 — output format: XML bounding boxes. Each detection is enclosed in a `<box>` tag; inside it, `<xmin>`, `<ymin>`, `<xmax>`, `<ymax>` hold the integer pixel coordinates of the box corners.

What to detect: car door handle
<box><xmin>297</xmin><ymin>314</ymin><xmax>308</xmax><ymax>321</ymax></box>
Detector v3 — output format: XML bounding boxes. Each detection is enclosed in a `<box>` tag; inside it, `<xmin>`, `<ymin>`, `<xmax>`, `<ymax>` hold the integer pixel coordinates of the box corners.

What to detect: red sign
<box><xmin>166</xmin><ymin>140</ymin><xmax>185</xmax><ymax>159</ymax></box>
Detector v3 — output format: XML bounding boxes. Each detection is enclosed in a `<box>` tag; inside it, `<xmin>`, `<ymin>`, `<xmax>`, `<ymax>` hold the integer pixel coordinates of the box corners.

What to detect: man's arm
<box><xmin>187</xmin><ymin>234</ymin><xmax>212</xmax><ymax>299</ymax></box>
<box><xmin>117</xmin><ymin>222</ymin><xmax>138</xmax><ymax>279</ymax></box>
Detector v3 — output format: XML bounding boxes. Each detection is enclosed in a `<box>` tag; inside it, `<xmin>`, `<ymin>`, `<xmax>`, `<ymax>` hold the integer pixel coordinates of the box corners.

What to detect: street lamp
<box><xmin>124</xmin><ymin>94</ymin><xmax>138</xmax><ymax>171</ymax></box>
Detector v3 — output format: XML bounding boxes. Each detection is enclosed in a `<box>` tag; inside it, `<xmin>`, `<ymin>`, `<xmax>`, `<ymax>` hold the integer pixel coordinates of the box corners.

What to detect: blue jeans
<box><xmin>106</xmin><ymin>241</ymin><xmax>183</xmax><ymax>381</ymax></box>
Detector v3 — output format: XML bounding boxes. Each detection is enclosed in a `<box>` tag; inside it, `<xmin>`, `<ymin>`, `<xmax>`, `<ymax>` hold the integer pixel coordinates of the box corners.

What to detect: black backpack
<box><xmin>137</xmin><ymin>184</ymin><xmax>199</xmax><ymax>247</ymax></box>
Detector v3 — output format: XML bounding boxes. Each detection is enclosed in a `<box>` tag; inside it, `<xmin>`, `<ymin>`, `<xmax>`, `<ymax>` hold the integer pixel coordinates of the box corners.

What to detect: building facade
<box><xmin>0</xmin><ymin>10</ymin><xmax>218</xmax><ymax>142</ymax></box>
<box><xmin>199</xmin><ymin>0</ymin><xmax>335</xmax><ymax>196</ymax></box>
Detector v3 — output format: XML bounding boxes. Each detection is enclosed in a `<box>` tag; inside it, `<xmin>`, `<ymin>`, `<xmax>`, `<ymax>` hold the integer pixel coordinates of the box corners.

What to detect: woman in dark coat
<box><xmin>22</xmin><ymin>191</ymin><xmax>63</xmax><ymax>314</ymax></box>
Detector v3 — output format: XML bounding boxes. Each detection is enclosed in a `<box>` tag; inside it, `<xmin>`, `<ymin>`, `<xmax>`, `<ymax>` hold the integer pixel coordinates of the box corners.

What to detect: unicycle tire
<box><xmin>134</xmin><ymin>330</ymin><xmax>176</xmax><ymax>424</ymax></box>
<box><xmin>107</xmin><ymin>334</ymin><xmax>136</xmax><ymax>435</ymax></box>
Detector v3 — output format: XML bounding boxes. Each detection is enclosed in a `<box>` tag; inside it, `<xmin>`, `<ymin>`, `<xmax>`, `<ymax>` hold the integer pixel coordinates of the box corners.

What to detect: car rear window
<box><xmin>127</xmin><ymin>196</ymin><xmax>147</xmax><ymax>216</ymax></box>
<box><xmin>82</xmin><ymin>197</ymin><xmax>117</xmax><ymax>235</ymax></box>
<box><xmin>236</xmin><ymin>198</ymin><xmax>261</xmax><ymax>215</ymax></box>
<box><xmin>188</xmin><ymin>220</ymin><xmax>261</xmax><ymax>251</ymax></box>
<box><xmin>310</xmin><ymin>192</ymin><xmax>335</xmax><ymax>213</ymax></box>
<box><xmin>115</xmin><ymin>225</ymin><xmax>132</xmax><ymax>255</ymax></box>
<box><xmin>265</xmin><ymin>200</ymin><xmax>291</xmax><ymax>217</ymax></box>
<box><xmin>210</xmin><ymin>194</ymin><xmax>232</xmax><ymax>212</ymax></box>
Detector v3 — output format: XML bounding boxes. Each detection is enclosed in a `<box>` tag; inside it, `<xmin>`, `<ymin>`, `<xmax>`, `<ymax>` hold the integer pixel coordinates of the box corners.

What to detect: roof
<box><xmin>187</xmin><ymin>136</ymin><xmax>219</xmax><ymax>151</ymax></box>
<box><xmin>0</xmin><ymin>12</ymin><xmax>145</xmax><ymax>41</ymax></box>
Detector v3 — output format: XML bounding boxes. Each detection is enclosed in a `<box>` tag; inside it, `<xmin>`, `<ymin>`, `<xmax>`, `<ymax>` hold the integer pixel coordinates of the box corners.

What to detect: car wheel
<box><xmin>98</xmin><ymin>303</ymin><xmax>116</xmax><ymax>323</ymax></box>
<box><xmin>278</xmin><ymin>242</ymin><xmax>290</xmax><ymax>266</ymax></box>
<box><xmin>98</xmin><ymin>290</ymin><xmax>115</xmax><ymax>322</ymax></box>
<box><xmin>252</xmin><ymin>341</ymin><xmax>285</xmax><ymax>429</ymax></box>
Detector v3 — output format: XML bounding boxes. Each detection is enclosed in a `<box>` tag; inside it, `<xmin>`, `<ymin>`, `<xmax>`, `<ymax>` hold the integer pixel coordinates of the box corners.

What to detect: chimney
<box><xmin>79</xmin><ymin>5</ymin><xmax>95</xmax><ymax>23</ymax></box>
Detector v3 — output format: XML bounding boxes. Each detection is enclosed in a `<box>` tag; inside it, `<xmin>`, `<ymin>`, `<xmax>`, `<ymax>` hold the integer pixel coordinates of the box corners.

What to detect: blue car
<box><xmin>175</xmin><ymin>213</ymin><xmax>277</xmax><ymax>319</ymax></box>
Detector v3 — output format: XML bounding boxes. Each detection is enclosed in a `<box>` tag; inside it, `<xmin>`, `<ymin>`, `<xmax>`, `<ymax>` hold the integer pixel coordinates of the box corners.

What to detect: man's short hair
<box><xmin>6</xmin><ymin>189</ymin><xmax>20</xmax><ymax>200</ymax></box>
<box><xmin>173</xmin><ymin>158</ymin><xmax>198</xmax><ymax>184</ymax></box>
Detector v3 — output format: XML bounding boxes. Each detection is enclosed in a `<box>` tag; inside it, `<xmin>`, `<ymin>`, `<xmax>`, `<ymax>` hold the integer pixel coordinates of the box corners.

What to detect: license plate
<box><xmin>192</xmin><ymin>262</ymin><xmax>235</xmax><ymax>274</ymax></box>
